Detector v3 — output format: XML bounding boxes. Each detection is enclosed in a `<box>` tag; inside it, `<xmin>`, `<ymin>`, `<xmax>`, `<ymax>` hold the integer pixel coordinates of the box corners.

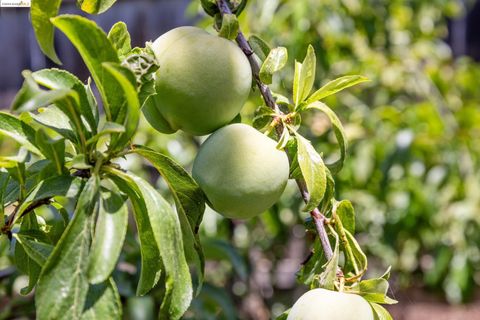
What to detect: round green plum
<box><xmin>146</xmin><ymin>26</ymin><xmax>252</xmax><ymax>136</ymax></box>
<box><xmin>192</xmin><ymin>123</ymin><xmax>290</xmax><ymax>219</ymax></box>
<box><xmin>287</xmin><ymin>288</ymin><xmax>374</xmax><ymax>320</ymax></box>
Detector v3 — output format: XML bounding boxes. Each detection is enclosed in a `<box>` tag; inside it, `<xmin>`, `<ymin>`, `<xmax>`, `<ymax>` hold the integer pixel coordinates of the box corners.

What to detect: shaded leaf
<box><xmin>108</xmin><ymin>169</ymin><xmax>192</xmax><ymax>319</ymax></box>
<box><xmin>248</xmin><ymin>35</ymin><xmax>271</xmax><ymax>61</ymax></box>
<box><xmin>132</xmin><ymin>146</ymin><xmax>206</xmax><ymax>293</ymax></box>
<box><xmin>316</xmin><ymin>232</ymin><xmax>339</xmax><ymax>290</ymax></box>
<box><xmin>87</xmin><ymin>188</ymin><xmax>128</xmax><ymax>284</ymax></box>
<box><xmin>36</xmin><ymin>176</ymin><xmax>100</xmax><ymax>320</ymax></box>
<box><xmin>14</xmin><ymin>233</ymin><xmax>53</xmax><ymax>267</ymax></box>
<box><xmin>81</xmin><ymin>278</ymin><xmax>122</xmax><ymax>320</ymax></box>
<box><xmin>14</xmin><ymin>213</ymin><xmax>41</xmax><ymax>295</ymax></box>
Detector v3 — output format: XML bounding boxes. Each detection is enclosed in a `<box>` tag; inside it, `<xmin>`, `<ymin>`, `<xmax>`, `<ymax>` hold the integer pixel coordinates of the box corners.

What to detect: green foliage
<box><xmin>1</xmin><ymin>7</ymin><xmax>206</xmax><ymax>318</ymax></box>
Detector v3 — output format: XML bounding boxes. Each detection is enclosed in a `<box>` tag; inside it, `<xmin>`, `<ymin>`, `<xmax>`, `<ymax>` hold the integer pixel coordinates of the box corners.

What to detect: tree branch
<box><xmin>216</xmin><ymin>0</ymin><xmax>333</xmax><ymax>260</ymax></box>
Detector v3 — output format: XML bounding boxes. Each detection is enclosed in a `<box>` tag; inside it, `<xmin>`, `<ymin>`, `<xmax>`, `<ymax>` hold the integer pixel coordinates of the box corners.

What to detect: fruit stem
<box><xmin>217</xmin><ymin>0</ymin><xmax>333</xmax><ymax>261</ymax></box>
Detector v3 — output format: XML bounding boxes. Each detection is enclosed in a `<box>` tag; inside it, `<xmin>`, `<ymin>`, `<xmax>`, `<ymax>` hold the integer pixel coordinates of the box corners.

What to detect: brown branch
<box><xmin>216</xmin><ymin>0</ymin><xmax>333</xmax><ymax>260</ymax></box>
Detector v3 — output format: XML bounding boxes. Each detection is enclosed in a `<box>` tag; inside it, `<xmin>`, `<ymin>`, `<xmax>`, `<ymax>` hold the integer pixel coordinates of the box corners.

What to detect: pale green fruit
<box><xmin>192</xmin><ymin>123</ymin><xmax>290</xmax><ymax>219</ymax></box>
<box><xmin>147</xmin><ymin>26</ymin><xmax>252</xmax><ymax>136</ymax></box>
<box><xmin>287</xmin><ymin>288</ymin><xmax>374</xmax><ymax>320</ymax></box>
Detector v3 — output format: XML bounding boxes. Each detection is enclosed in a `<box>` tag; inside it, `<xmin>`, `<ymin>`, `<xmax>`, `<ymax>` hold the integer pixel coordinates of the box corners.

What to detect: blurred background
<box><xmin>1</xmin><ymin>0</ymin><xmax>480</xmax><ymax>319</ymax></box>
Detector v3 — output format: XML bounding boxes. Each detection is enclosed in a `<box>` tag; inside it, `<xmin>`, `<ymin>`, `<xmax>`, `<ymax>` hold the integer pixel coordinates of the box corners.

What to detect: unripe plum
<box><xmin>287</xmin><ymin>288</ymin><xmax>374</xmax><ymax>320</ymax></box>
<box><xmin>146</xmin><ymin>26</ymin><xmax>252</xmax><ymax>135</ymax></box>
<box><xmin>192</xmin><ymin>124</ymin><xmax>290</xmax><ymax>219</ymax></box>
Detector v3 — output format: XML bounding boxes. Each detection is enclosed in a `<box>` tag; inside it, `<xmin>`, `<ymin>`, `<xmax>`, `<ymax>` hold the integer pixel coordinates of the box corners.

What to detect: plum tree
<box><xmin>287</xmin><ymin>288</ymin><xmax>374</xmax><ymax>320</ymax></box>
<box><xmin>192</xmin><ymin>123</ymin><xmax>290</xmax><ymax>219</ymax></box>
<box><xmin>144</xmin><ymin>26</ymin><xmax>252</xmax><ymax>136</ymax></box>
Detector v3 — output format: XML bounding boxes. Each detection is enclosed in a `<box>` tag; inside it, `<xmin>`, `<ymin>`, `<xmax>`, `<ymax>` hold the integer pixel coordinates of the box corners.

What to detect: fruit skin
<box><xmin>147</xmin><ymin>26</ymin><xmax>252</xmax><ymax>136</ymax></box>
<box><xmin>287</xmin><ymin>288</ymin><xmax>374</xmax><ymax>320</ymax></box>
<box><xmin>192</xmin><ymin>123</ymin><xmax>290</xmax><ymax>219</ymax></box>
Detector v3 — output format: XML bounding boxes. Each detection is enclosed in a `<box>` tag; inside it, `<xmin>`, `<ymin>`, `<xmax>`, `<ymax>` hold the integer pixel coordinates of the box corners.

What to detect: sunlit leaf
<box><xmin>259</xmin><ymin>47</ymin><xmax>288</xmax><ymax>84</ymax></box>
<box><xmin>306</xmin><ymin>75</ymin><xmax>369</xmax><ymax>103</ymax></box>
<box><xmin>294</xmin><ymin>133</ymin><xmax>327</xmax><ymax>212</ymax></box>
<box><xmin>31</xmin><ymin>0</ymin><xmax>62</xmax><ymax>64</ymax></box>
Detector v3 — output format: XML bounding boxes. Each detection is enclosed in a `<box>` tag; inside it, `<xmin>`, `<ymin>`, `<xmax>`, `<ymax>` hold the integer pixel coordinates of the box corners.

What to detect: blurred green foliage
<box><xmin>191</xmin><ymin>0</ymin><xmax>480</xmax><ymax>313</ymax></box>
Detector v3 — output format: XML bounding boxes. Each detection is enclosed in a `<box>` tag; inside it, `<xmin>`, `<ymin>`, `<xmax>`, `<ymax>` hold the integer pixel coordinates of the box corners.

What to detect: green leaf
<box><xmin>200</xmin><ymin>0</ymin><xmax>218</xmax><ymax>16</ymax></box>
<box><xmin>51</xmin><ymin>15</ymin><xmax>121</xmax><ymax>122</ymax></box>
<box><xmin>370</xmin><ymin>303</ymin><xmax>394</xmax><ymax>320</ymax></box>
<box><xmin>276</xmin><ymin>125</ymin><xmax>290</xmax><ymax>150</ymax></box>
<box><xmin>30</xmin><ymin>106</ymin><xmax>77</xmax><ymax>142</ymax></box>
<box><xmin>86</xmin><ymin>122</ymin><xmax>125</xmax><ymax>147</ymax></box>
<box><xmin>0</xmin><ymin>112</ymin><xmax>41</xmax><ymax>155</ymax></box>
<box><xmin>294</xmin><ymin>133</ymin><xmax>327</xmax><ymax>212</ymax></box>
<box><xmin>304</xmin><ymin>101</ymin><xmax>348</xmax><ymax>173</ymax></box>
<box><xmin>32</xmin><ymin>68</ymin><xmax>98</xmax><ymax>133</ymax></box>
<box><xmin>350</xmin><ymin>278</ymin><xmax>398</xmax><ymax>305</ymax></box>
<box><xmin>108</xmin><ymin>21</ymin><xmax>131</xmax><ymax>57</ymax></box>
<box><xmin>0</xmin><ymin>172</ymin><xmax>9</xmax><ymax>225</ymax></box>
<box><xmin>297</xmin><ymin>238</ymin><xmax>327</xmax><ymax>285</ymax></box>
<box><xmin>252</xmin><ymin>105</ymin><xmax>276</xmax><ymax>131</ymax></box>
<box><xmin>81</xmin><ymin>278</ymin><xmax>122</xmax><ymax>320</ymax></box>
<box><xmin>132</xmin><ymin>146</ymin><xmax>205</xmax><ymax>229</ymax></box>
<box><xmin>344</xmin><ymin>229</ymin><xmax>368</xmax><ymax>275</ymax></box>
<box><xmin>77</xmin><ymin>0</ymin><xmax>117</xmax><ymax>14</ymax></box>
<box><xmin>87</xmin><ymin>188</ymin><xmax>128</xmax><ymax>284</ymax></box>
<box><xmin>293</xmin><ymin>45</ymin><xmax>316</xmax><ymax>105</ymax></box>
<box><xmin>334</xmin><ymin>200</ymin><xmax>355</xmax><ymax>234</ymax></box>
<box><xmin>306</xmin><ymin>75</ymin><xmax>369</xmax><ymax>103</ymax></box>
<box><xmin>107</xmin><ymin>172</ymin><xmax>161</xmax><ymax>296</ymax></box>
<box><xmin>31</xmin><ymin>0</ymin><xmax>62</xmax><ymax>64</ymax></box>
<box><xmin>102</xmin><ymin>63</ymin><xmax>140</xmax><ymax>153</ymax></box>
<box><xmin>108</xmin><ymin>169</ymin><xmax>192</xmax><ymax>319</ymax></box>
<box><xmin>14</xmin><ymin>233</ymin><xmax>53</xmax><ymax>266</ymax></box>
<box><xmin>14</xmin><ymin>213</ymin><xmax>41</xmax><ymax>295</ymax></box>
<box><xmin>15</xmin><ymin>175</ymin><xmax>81</xmax><ymax>223</ymax></box>
<box><xmin>248</xmin><ymin>35</ymin><xmax>271</xmax><ymax>61</ymax></box>
<box><xmin>218</xmin><ymin>13</ymin><xmax>239</xmax><ymax>40</ymax></box>
<box><xmin>35</xmin><ymin>129</ymin><xmax>65</xmax><ymax>175</ymax></box>
<box><xmin>132</xmin><ymin>146</ymin><xmax>206</xmax><ymax>293</ymax></box>
<box><xmin>259</xmin><ymin>47</ymin><xmax>288</xmax><ymax>84</ymax></box>
<box><xmin>315</xmin><ymin>232</ymin><xmax>339</xmax><ymax>290</ymax></box>
<box><xmin>36</xmin><ymin>175</ymin><xmax>100</xmax><ymax>320</ymax></box>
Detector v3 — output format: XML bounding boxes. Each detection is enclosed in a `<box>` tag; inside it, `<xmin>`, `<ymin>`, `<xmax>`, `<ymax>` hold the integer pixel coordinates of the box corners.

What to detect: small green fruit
<box><xmin>147</xmin><ymin>26</ymin><xmax>252</xmax><ymax>136</ymax></box>
<box><xmin>192</xmin><ymin>123</ymin><xmax>290</xmax><ymax>219</ymax></box>
<box><xmin>287</xmin><ymin>288</ymin><xmax>374</xmax><ymax>320</ymax></box>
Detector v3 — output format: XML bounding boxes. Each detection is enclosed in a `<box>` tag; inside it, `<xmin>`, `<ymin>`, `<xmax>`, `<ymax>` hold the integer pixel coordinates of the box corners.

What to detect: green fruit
<box><xmin>287</xmin><ymin>288</ymin><xmax>374</xmax><ymax>320</ymax></box>
<box><xmin>147</xmin><ymin>26</ymin><xmax>252</xmax><ymax>136</ymax></box>
<box><xmin>192</xmin><ymin>123</ymin><xmax>290</xmax><ymax>219</ymax></box>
